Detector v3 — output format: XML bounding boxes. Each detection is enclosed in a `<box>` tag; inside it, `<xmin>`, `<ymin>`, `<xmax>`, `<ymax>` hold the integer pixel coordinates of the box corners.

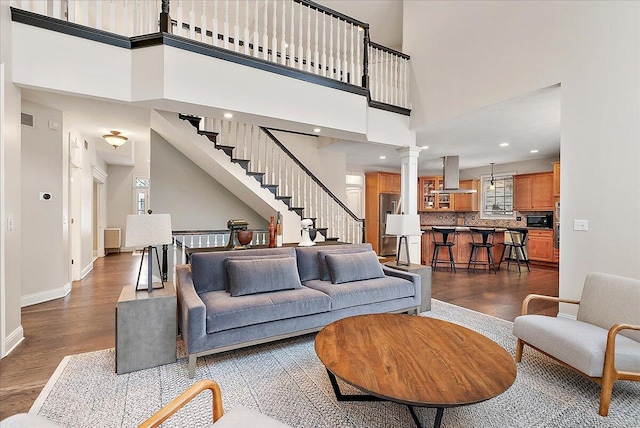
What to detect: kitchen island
<box><xmin>421</xmin><ymin>226</ymin><xmax>506</xmax><ymax>270</ymax></box>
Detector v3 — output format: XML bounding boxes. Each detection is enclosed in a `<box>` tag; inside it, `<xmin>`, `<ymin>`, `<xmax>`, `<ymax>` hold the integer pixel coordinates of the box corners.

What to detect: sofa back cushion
<box><xmin>577</xmin><ymin>272</ymin><xmax>640</xmax><ymax>342</ymax></box>
<box><xmin>295</xmin><ymin>244</ymin><xmax>373</xmax><ymax>282</ymax></box>
<box><xmin>325</xmin><ymin>251</ymin><xmax>385</xmax><ymax>284</ymax></box>
<box><xmin>226</xmin><ymin>257</ymin><xmax>303</xmax><ymax>297</ymax></box>
<box><xmin>190</xmin><ymin>247</ymin><xmax>296</xmax><ymax>294</ymax></box>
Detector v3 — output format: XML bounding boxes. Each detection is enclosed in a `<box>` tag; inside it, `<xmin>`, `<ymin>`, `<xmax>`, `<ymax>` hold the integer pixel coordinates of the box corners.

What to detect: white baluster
<box><xmin>81</xmin><ymin>0</ymin><xmax>89</xmax><ymax>27</ymax></box>
<box><xmin>93</xmin><ymin>0</ymin><xmax>102</xmax><ymax>29</ymax></box>
<box><xmin>52</xmin><ymin>0</ymin><xmax>62</xmax><ymax>19</ymax></box>
<box><xmin>253</xmin><ymin>0</ymin><xmax>260</xmax><ymax>57</ymax></box>
<box><xmin>404</xmin><ymin>58</ymin><xmax>410</xmax><ymax>108</ymax></box>
<box><xmin>201</xmin><ymin>1</ymin><xmax>207</xmax><ymax>43</ymax></box>
<box><xmin>393</xmin><ymin>54</ymin><xmax>398</xmax><ymax>106</ymax></box>
<box><xmin>212</xmin><ymin>0</ymin><xmax>219</xmax><ymax>46</ymax></box>
<box><xmin>289</xmin><ymin>0</ymin><xmax>295</xmax><ymax>67</ymax></box>
<box><xmin>234</xmin><ymin>0</ymin><xmax>240</xmax><ymax>52</ymax></box>
<box><xmin>313</xmin><ymin>10</ymin><xmax>319</xmax><ymax>74</ymax></box>
<box><xmin>385</xmin><ymin>50</ymin><xmax>390</xmax><ymax>104</ymax></box>
<box><xmin>335</xmin><ymin>19</ymin><xmax>341</xmax><ymax>80</ymax></box>
<box><xmin>244</xmin><ymin>0</ymin><xmax>250</xmax><ymax>55</ymax></box>
<box><xmin>224</xmin><ymin>0</ymin><xmax>230</xmax><ymax>49</ymax></box>
<box><xmin>321</xmin><ymin>13</ymin><xmax>326</xmax><ymax>76</ymax></box>
<box><xmin>272</xmin><ymin>0</ymin><xmax>278</xmax><ymax>63</ymax></box>
<box><xmin>280</xmin><ymin>0</ymin><xmax>286</xmax><ymax>65</ymax></box>
<box><xmin>176</xmin><ymin>0</ymin><xmax>183</xmax><ymax>38</ymax></box>
<box><xmin>342</xmin><ymin>19</ymin><xmax>348</xmax><ymax>82</ymax></box>
<box><xmin>305</xmin><ymin>7</ymin><xmax>311</xmax><ymax>72</ymax></box>
<box><xmin>350</xmin><ymin>23</ymin><xmax>355</xmax><ymax>84</ymax></box>
<box><xmin>151</xmin><ymin>0</ymin><xmax>159</xmax><ymax>33</ymax></box>
<box><xmin>132</xmin><ymin>0</ymin><xmax>139</xmax><ymax>35</ymax></box>
<box><xmin>188</xmin><ymin>0</ymin><xmax>196</xmax><ymax>39</ymax></box>
<box><xmin>356</xmin><ymin>26</ymin><xmax>361</xmax><ymax>87</ymax></box>
<box><xmin>297</xmin><ymin>3</ymin><xmax>303</xmax><ymax>70</ymax></box>
<box><xmin>262</xmin><ymin>1</ymin><xmax>269</xmax><ymax>60</ymax></box>
<box><xmin>328</xmin><ymin>17</ymin><xmax>334</xmax><ymax>79</ymax></box>
<box><xmin>109</xmin><ymin>0</ymin><xmax>116</xmax><ymax>33</ymax></box>
<box><xmin>67</xmin><ymin>0</ymin><xmax>76</xmax><ymax>23</ymax></box>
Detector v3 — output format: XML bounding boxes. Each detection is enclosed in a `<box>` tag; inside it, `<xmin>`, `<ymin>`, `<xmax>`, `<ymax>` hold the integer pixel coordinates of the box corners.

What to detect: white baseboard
<box><xmin>3</xmin><ymin>325</ymin><xmax>24</xmax><ymax>357</ymax></box>
<box><xmin>21</xmin><ymin>282</ymin><xmax>72</xmax><ymax>308</ymax></box>
<box><xmin>81</xmin><ymin>262</ymin><xmax>93</xmax><ymax>279</ymax></box>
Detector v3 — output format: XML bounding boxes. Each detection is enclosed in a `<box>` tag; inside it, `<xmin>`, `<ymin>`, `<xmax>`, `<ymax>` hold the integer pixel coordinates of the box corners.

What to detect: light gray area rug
<box><xmin>31</xmin><ymin>300</ymin><xmax>639</xmax><ymax>427</ymax></box>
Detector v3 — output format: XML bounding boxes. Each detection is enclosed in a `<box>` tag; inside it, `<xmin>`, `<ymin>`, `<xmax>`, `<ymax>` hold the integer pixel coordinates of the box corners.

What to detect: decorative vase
<box><xmin>237</xmin><ymin>230</ymin><xmax>253</xmax><ymax>247</ymax></box>
<box><xmin>268</xmin><ymin>216</ymin><xmax>276</xmax><ymax>248</ymax></box>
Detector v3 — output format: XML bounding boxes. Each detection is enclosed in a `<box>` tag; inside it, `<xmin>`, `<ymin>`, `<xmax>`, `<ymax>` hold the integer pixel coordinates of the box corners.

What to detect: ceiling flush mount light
<box><xmin>313</xmin><ymin>128</ymin><xmax>321</xmax><ymax>133</ymax></box>
<box><xmin>499</xmin><ymin>142</ymin><xmax>509</xmax><ymax>147</ymax></box>
<box><xmin>103</xmin><ymin>130</ymin><xmax>128</xmax><ymax>149</ymax></box>
<box><xmin>223</xmin><ymin>112</ymin><xmax>233</xmax><ymax>119</ymax></box>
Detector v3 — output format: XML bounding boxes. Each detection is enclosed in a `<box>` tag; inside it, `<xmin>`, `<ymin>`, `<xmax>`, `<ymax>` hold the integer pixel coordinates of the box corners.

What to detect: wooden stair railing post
<box><xmin>362</xmin><ymin>24</ymin><xmax>370</xmax><ymax>89</ymax></box>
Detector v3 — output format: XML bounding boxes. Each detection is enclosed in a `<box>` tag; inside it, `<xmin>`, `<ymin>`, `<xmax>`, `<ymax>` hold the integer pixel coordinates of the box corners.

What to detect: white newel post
<box><xmin>397</xmin><ymin>146</ymin><xmax>422</xmax><ymax>265</ymax></box>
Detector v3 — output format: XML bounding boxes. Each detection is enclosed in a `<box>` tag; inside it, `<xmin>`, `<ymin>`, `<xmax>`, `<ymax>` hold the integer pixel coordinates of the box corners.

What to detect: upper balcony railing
<box><xmin>10</xmin><ymin>0</ymin><xmax>411</xmax><ymax>112</ymax></box>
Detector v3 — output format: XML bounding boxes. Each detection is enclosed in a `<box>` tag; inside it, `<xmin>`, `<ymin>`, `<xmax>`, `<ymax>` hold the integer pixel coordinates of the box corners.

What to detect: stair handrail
<box><xmin>260</xmin><ymin>127</ymin><xmax>363</xmax><ymax>225</ymax></box>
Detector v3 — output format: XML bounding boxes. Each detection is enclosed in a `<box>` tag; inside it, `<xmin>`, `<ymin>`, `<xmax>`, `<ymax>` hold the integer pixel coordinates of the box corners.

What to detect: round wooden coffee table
<box><xmin>315</xmin><ymin>313</ymin><xmax>516</xmax><ymax>428</ymax></box>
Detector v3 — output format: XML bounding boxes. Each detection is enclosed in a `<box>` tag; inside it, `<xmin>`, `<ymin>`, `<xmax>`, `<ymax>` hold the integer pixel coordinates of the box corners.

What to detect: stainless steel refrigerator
<box><xmin>379</xmin><ymin>193</ymin><xmax>402</xmax><ymax>256</ymax></box>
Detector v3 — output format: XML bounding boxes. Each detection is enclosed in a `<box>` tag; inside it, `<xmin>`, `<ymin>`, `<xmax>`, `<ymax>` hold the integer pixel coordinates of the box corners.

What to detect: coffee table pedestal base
<box><xmin>326</xmin><ymin>369</ymin><xmax>445</xmax><ymax>428</ymax></box>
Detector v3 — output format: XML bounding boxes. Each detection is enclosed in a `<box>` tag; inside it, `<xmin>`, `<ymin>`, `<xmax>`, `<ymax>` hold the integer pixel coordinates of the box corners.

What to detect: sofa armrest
<box><xmin>175</xmin><ymin>265</ymin><xmax>207</xmax><ymax>353</ymax></box>
<box><xmin>381</xmin><ymin>266</ymin><xmax>422</xmax><ymax>305</ymax></box>
<box><xmin>521</xmin><ymin>294</ymin><xmax>581</xmax><ymax>315</ymax></box>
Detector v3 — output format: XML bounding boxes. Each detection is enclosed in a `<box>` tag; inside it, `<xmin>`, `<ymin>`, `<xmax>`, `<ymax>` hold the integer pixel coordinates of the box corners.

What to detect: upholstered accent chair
<box><xmin>513</xmin><ymin>272</ymin><xmax>640</xmax><ymax>416</ymax></box>
<box><xmin>139</xmin><ymin>379</ymin><xmax>292</xmax><ymax>427</ymax></box>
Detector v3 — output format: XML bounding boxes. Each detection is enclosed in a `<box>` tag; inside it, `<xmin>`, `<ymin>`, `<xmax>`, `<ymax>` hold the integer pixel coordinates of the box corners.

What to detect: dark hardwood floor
<box><xmin>0</xmin><ymin>252</ymin><xmax>558</xmax><ymax>419</ymax></box>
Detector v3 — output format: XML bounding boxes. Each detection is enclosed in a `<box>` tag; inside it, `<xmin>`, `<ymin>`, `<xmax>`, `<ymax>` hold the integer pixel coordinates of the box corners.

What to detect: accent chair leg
<box><xmin>188</xmin><ymin>355</ymin><xmax>197</xmax><ymax>379</ymax></box>
<box><xmin>515</xmin><ymin>339</ymin><xmax>524</xmax><ymax>362</ymax></box>
<box><xmin>599</xmin><ymin>348</ymin><xmax>618</xmax><ymax>416</ymax></box>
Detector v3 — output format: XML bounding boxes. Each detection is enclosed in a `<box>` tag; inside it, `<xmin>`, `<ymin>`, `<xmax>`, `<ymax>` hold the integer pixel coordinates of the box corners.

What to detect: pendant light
<box><xmin>103</xmin><ymin>130</ymin><xmax>128</xmax><ymax>149</ymax></box>
<box><xmin>489</xmin><ymin>163</ymin><xmax>495</xmax><ymax>190</ymax></box>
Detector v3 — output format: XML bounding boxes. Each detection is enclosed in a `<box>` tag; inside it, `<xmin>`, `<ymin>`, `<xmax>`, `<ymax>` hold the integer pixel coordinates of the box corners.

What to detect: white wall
<box><xmin>0</xmin><ymin>2</ymin><xmax>23</xmax><ymax>357</ymax></box>
<box><xmin>460</xmin><ymin>155</ymin><xmax>560</xmax><ymax>180</ymax></box>
<box><xmin>271</xmin><ymin>130</ymin><xmax>347</xmax><ymax>202</ymax></box>
<box><xmin>404</xmin><ymin>1</ymin><xmax>640</xmax><ymax>315</ymax></box>
<box><xmin>150</xmin><ymin>130</ymin><xmax>268</xmax><ymax>230</ymax></box>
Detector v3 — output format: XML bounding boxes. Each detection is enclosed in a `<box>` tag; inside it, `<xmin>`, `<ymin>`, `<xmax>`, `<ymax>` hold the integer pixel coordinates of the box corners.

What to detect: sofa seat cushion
<box><xmin>325</xmin><ymin>251</ymin><xmax>385</xmax><ymax>284</ymax></box>
<box><xmin>226</xmin><ymin>257</ymin><xmax>302</xmax><ymax>297</ymax></box>
<box><xmin>513</xmin><ymin>315</ymin><xmax>640</xmax><ymax>377</ymax></box>
<box><xmin>213</xmin><ymin>406</ymin><xmax>292</xmax><ymax>428</ymax></box>
<box><xmin>303</xmin><ymin>276</ymin><xmax>415</xmax><ymax>311</ymax></box>
<box><xmin>201</xmin><ymin>288</ymin><xmax>332</xmax><ymax>333</ymax></box>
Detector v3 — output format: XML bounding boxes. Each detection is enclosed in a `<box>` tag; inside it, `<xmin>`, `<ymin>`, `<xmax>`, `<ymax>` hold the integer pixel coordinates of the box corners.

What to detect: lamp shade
<box><xmin>385</xmin><ymin>214</ymin><xmax>421</xmax><ymax>236</ymax></box>
<box><xmin>125</xmin><ymin>214</ymin><xmax>172</xmax><ymax>247</ymax></box>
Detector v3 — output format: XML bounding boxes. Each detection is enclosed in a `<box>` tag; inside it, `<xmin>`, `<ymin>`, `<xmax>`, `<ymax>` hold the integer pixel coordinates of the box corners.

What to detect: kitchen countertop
<box><xmin>421</xmin><ymin>225</ymin><xmax>508</xmax><ymax>232</ymax></box>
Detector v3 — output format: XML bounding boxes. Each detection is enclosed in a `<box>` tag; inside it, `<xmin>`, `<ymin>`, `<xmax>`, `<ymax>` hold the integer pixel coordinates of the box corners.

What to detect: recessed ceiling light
<box><xmin>379</xmin><ymin>155</ymin><xmax>386</xmax><ymax>160</ymax></box>
<box><xmin>313</xmin><ymin>128</ymin><xmax>321</xmax><ymax>133</ymax></box>
<box><xmin>223</xmin><ymin>112</ymin><xmax>233</xmax><ymax>119</ymax></box>
<box><xmin>530</xmin><ymin>149</ymin><xmax>539</xmax><ymax>153</ymax></box>
<box><xmin>499</xmin><ymin>142</ymin><xmax>509</xmax><ymax>147</ymax></box>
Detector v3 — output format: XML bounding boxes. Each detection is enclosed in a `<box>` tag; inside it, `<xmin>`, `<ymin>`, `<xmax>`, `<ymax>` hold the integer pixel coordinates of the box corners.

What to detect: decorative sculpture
<box><xmin>298</xmin><ymin>218</ymin><xmax>316</xmax><ymax>246</ymax></box>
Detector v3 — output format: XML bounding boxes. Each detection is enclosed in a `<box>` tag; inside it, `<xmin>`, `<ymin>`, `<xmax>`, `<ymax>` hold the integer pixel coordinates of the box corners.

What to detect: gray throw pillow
<box><xmin>317</xmin><ymin>247</ymin><xmax>371</xmax><ymax>281</ymax></box>
<box><xmin>325</xmin><ymin>251</ymin><xmax>385</xmax><ymax>284</ymax></box>
<box><xmin>226</xmin><ymin>257</ymin><xmax>303</xmax><ymax>297</ymax></box>
<box><xmin>223</xmin><ymin>255</ymin><xmax>292</xmax><ymax>292</ymax></box>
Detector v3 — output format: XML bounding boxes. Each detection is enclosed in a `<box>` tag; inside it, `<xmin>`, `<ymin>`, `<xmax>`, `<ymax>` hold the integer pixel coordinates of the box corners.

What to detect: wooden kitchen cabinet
<box><xmin>552</xmin><ymin>162</ymin><xmax>560</xmax><ymax>197</ymax></box>
<box><xmin>453</xmin><ymin>179</ymin><xmax>479</xmax><ymax>212</ymax></box>
<box><xmin>419</xmin><ymin>177</ymin><xmax>453</xmax><ymax>211</ymax></box>
<box><xmin>527</xmin><ymin>229</ymin><xmax>554</xmax><ymax>262</ymax></box>
<box><xmin>514</xmin><ymin>172</ymin><xmax>554</xmax><ymax>211</ymax></box>
<box><xmin>365</xmin><ymin>172</ymin><xmax>401</xmax><ymax>254</ymax></box>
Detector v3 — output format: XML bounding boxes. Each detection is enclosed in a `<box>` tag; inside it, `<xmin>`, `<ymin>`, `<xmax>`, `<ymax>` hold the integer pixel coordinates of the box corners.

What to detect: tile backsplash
<box><xmin>420</xmin><ymin>211</ymin><xmax>553</xmax><ymax>228</ymax></box>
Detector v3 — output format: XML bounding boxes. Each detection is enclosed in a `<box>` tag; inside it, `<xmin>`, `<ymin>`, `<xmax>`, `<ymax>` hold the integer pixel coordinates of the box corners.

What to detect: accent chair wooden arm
<box><xmin>138</xmin><ymin>380</ymin><xmax>224</xmax><ymax>428</ymax></box>
<box><xmin>521</xmin><ymin>294</ymin><xmax>580</xmax><ymax>315</ymax></box>
<box><xmin>600</xmin><ymin>323</ymin><xmax>640</xmax><ymax>415</ymax></box>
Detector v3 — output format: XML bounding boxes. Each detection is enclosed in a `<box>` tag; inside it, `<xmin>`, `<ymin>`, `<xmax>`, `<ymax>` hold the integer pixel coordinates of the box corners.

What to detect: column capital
<box><xmin>396</xmin><ymin>145</ymin><xmax>423</xmax><ymax>158</ymax></box>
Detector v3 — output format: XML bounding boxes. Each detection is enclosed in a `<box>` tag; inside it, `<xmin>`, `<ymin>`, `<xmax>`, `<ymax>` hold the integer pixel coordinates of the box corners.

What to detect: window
<box><xmin>134</xmin><ymin>177</ymin><xmax>149</xmax><ymax>215</ymax></box>
<box><xmin>481</xmin><ymin>173</ymin><xmax>515</xmax><ymax>219</ymax></box>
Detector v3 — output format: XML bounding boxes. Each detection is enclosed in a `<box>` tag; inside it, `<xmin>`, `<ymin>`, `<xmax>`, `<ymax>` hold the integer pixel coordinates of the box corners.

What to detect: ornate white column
<box><xmin>396</xmin><ymin>146</ymin><xmax>422</xmax><ymax>265</ymax></box>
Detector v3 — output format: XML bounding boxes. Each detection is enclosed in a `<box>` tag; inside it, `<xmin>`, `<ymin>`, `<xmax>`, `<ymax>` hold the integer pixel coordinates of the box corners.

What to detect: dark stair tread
<box><xmin>231</xmin><ymin>159</ymin><xmax>250</xmax><ymax>171</ymax></box>
<box><xmin>290</xmin><ymin>207</ymin><xmax>304</xmax><ymax>216</ymax></box>
<box><xmin>198</xmin><ymin>130</ymin><xmax>219</xmax><ymax>143</ymax></box>
<box><xmin>262</xmin><ymin>184</ymin><xmax>279</xmax><ymax>196</ymax></box>
<box><xmin>275</xmin><ymin>196</ymin><xmax>292</xmax><ymax>207</ymax></box>
<box><xmin>178</xmin><ymin>113</ymin><xmax>201</xmax><ymax>129</ymax></box>
<box><xmin>324</xmin><ymin>237</ymin><xmax>340</xmax><ymax>241</ymax></box>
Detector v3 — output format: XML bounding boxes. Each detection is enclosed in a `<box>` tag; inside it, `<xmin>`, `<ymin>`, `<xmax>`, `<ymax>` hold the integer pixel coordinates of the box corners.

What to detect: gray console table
<box><xmin>384</xmin><ymin>262</ymin><xmax>432</xmax><ymax>313</ymax></box>
<box><xmin>116</xmin><ymin>284</ymin><xmax>177</xmax><ymax>374</ymax></box>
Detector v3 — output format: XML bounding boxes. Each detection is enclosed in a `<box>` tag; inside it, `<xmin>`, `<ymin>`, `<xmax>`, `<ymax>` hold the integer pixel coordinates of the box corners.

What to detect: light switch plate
<box><xmin>573</xmin><ymin>219</ymin><xmax>588</xmax><ymax>231</ymax></box>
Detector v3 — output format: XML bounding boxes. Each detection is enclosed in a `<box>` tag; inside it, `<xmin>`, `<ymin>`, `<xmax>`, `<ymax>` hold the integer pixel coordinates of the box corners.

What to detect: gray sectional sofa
<box><xmin>176</xmin><ymin>243</ymin><xmax>422</xmax><ymax>377</ymax></box>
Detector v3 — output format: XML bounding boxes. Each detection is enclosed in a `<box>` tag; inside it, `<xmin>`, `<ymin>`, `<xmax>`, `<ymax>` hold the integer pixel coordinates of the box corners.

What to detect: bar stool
<box><xmin>468</xmin><ymin>228</ymin><xmax>497</xmax><ymax>274</ymax></box>
<box><xmin>499</xmin><ymin>228</ymin><xmax>530</xmax><ymax>273</ymax></box>
<box><xmin>431</xmin><ymin>227</ymin><xmax>457</xmax><ymax>272</ymax></box>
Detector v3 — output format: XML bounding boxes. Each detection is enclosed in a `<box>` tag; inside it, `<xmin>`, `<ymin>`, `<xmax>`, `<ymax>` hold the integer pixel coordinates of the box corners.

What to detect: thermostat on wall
<box><xmin>39</xmin><ymin>192</ymin><xmax>52</xmax><ymax>201</ymax></box>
